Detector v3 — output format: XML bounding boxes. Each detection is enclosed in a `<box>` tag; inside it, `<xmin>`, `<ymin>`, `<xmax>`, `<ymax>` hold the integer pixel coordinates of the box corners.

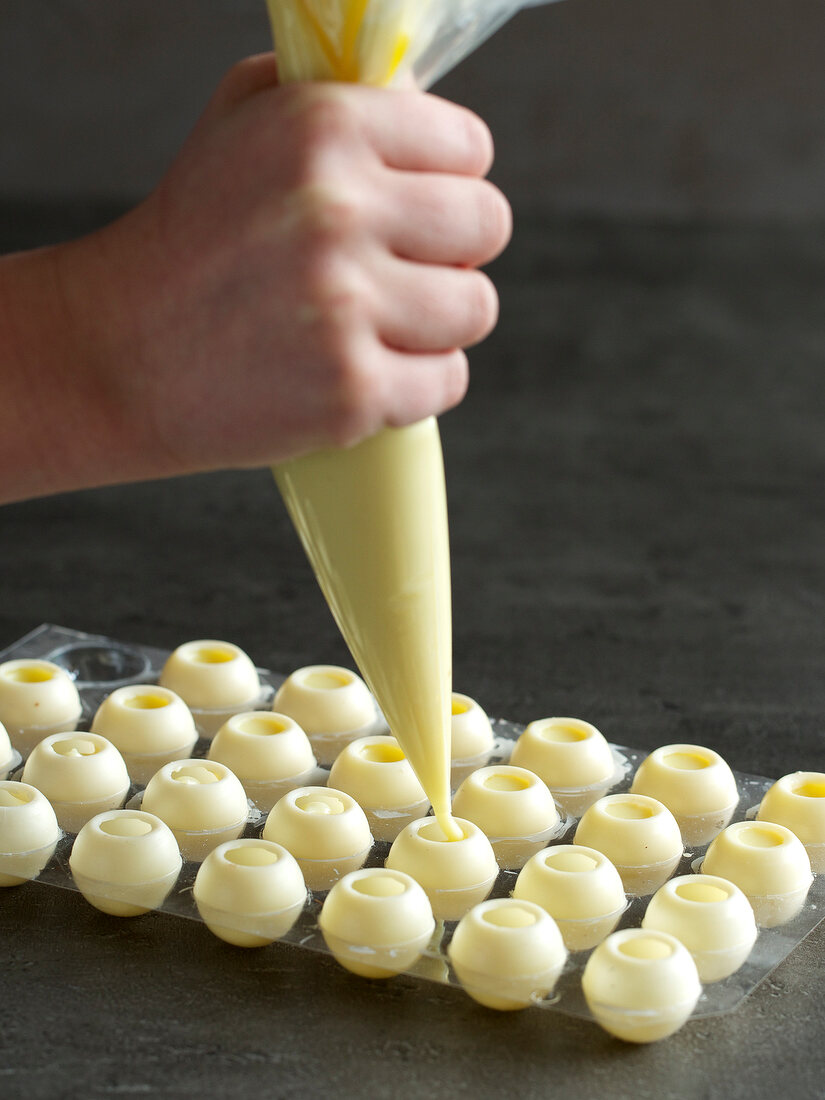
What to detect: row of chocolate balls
<box><xmin>0</xmin><ymin>787</ymin><xmax>762</xmax><ymax>1043</ymax></box>
<box><xmin>0</xmin><ymin>644</ymin><xmax>502</xmax><ymax>796</ymax></box>
<box><xmin>1</xmin><ymin>643</ymin><xmax>820</xmax><ymax>1041</ymax></box>
<box><xmin>1</xmin><ymin>642</ymin><xmax>823</xmax><ymax>916</ymax></box>
<box><xmin>2</xmin><ymin>641</ymin><xmax>815</xmax><ymax>849</ymax></box>
<box><xmin>3</xmin><ymin>756</ymin><xmax>818</xmax><ymax>928</ymax></box>
<box><xmin>2</xmin><ymin>720</ymin><xmax>820</xmax><ymax>1044</ymax></box>
<box><xmin>2</xmin><ymin>643</ymin><xmax>823</xmax><ymax>923</ymax></box>
<box><xmin>3</xmin><ymin>697</ymin><xmax>823</xmax><ymax>907</ymax></box>
<box><xmin>4</xmin><ymin>722</ymin><xmax>819</xmax><ymax>1040</ymax></box>
<box><xmin>1</xmin><ymin>743</ymin><xmax>816</xmax><ymax>928</ymax></box>
<box><xmin>3</xmin><ymin>643</ymin><xmax>817</xmax><ymax>854</ymax></box>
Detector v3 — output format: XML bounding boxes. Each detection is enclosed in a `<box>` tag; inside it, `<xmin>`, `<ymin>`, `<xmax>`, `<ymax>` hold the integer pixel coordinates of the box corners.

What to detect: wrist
<box><xmin>0</xmin><ymin>216</ymin><xmax>173</xmax><ymax>503</ymax></box>
<box><xmin>0</xmin><ymin>243</ymin><xmax>103</xmax><ymax>501</ymax></box>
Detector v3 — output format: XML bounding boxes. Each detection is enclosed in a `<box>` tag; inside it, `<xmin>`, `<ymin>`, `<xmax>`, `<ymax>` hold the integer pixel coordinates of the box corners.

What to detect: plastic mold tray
<box><xmin>1</xmin><ymin>623</ymin><xmax>823</xmax><ymax>1020</ymax></box>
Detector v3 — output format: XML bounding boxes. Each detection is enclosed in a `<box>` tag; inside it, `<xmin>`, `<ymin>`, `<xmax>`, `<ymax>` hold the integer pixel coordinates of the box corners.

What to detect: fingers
<box><xmin>372</xmin><ymin>258</ymin><xmax>499</xmax><ymax>353</ymax></box>
<box><xmin>357</xmin><ymin>89</ymin><xmax>495</xmax><ymax>177</ymax></box>
<box><xmin>379</xmin><ymin>172</ymin><xmax>512</xmax><ymax>267</ymax></box>
<box><xmin>376</xmin><ymin>348</ymin><xmax>470</xmax><ymax>428</ymax></box>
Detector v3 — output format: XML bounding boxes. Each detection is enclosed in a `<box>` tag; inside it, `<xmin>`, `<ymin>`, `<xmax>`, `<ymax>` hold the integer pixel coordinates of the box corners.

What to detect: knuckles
<box><xmin>278</xmin><ymin>85</ymin><xmax>366</xmax><ymax>172</ymax></box>
<box><xmin>319</xmin><ymin>342</ymin><xmax>381</xmax><ymax>449</ymax></box>
<box><xmin>284</xmin><ymin>183</ymin><xmax>370</xmax><ymax>252</ymax></box>
<box><xmin>294</xmin><ymin>259</ymin><xmax>381</xmax><ymax>447</ymax></box>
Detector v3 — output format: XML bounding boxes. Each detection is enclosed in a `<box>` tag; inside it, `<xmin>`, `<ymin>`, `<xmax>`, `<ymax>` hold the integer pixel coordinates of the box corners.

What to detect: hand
<box><xmin>65</xmin><ymin>53</ymin><xmax>511</xmax><ymax>477</ymax></box>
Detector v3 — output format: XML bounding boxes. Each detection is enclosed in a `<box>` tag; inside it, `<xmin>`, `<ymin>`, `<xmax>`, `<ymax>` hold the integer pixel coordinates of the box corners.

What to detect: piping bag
<box><xmin>268</xmin><ymin>0</ymin><xmax>556</xmax><ymax>841</ymax></box>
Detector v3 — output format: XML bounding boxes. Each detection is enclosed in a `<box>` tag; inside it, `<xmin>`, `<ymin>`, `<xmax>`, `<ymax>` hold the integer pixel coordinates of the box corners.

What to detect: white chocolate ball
<box><xmin>702</xmin><ymin>820</ymin><xmax>813</xmax><ymax>927</ymax></box>
<box><xmin>272</xmin><ymin>665</ymin><xmax>377</xmax><ymax>765</ymax></box>
<box><xmin>757</xmin><ymin>772</ymin><xmax>825</xmax><ymax>872</ymax></box>
<box><xmin>208</xmin><ymin>712</ymin><xmax>317</xmax><ymax>811</ymax></box>
<box><xmin>159</xmin><ymin>641</ymin><xmax>261</xmax><ymax>736</ymax></box>
<box><xmin>385</xmin><ymin>816</ymin><xmax>499</xmax><ymax>921</ymax></box>
<box><xmin>450</xmin><ymin>693</ymin><xmax>495</xmax><ymax>781</ymax></box>
<box><xmin>582</xmin><ymin>928</ymin><xmax>701</xmax><ymax>1043</ymax></box>
<box><xmin>0</xmin><ymin>780</ymin><xmax>60</xmax><ymax>887</ymax></box>
<box><xmin>141</xmin><ymin>759</ymin><xmax>249</xmax><ymax>862</ymax></box>
<box><xmin>574</xmin><ymin>794</ymin><xmax>683</xmax><ymax>896</ymax></box>
<box><xmin>327</xmin><ymin>735</ymin><xmax>429</xmax><ymax>841</ymax></box>
<box><xmin>510</xmin><ymin>717</ymin><xmax>616</xmax><ymax>815</ymax></box>
<box><xmin>262</xmin><ymin>786</ymin><xmax>372</xmax><ymax>892</ymax></box>
<box><xmin>91</xmin><ymin>685</ymin><xmax>198</xmax><ymax>785</ymax></box>
<box><xmin>69</xmin><ymin>810</ymin><xmax>182</xmax><ymax>917</ymax></box>
<box><xmin>193</xmin><ymin>838</ymin><xmax>307</xmax><ymax>947</ymax></box>
<box><xmin>642</xmin><ymin>874</ymin><xmax>758</xmax><ymax>982</ymax></box>
<box><xmin>22</xmin><ymin>732</ymin><xmax>130</xmax><ymax>833</ymax></box>
<box><xmin>449</xmin><ymin>897</ymin><xmax>568</xmax><ymax>1010</ymax></box>
<box><xmin>630</xmin><ymin>744</ymin><xmax>739</xmax><ymax>846</ymax></box>
<box><xmin>0</xmin><ymin>720</ymin><xmax>14</xmax><ymax>778</ymax></box>
<box><xmin>513</xmin><ymin>844</ymin><xmax>626</xmax><ymax>952</ymax></box>
<box><xmin>451</xmin><ymin>765</ymin><xmax>560</xmax><ymax>869</ymax></box>
<box><xmin>319</xmin><ymin>867</ymin><xmax>435</xmax><ymax>979</ymax></box>
<box><xmin>0</xmin><ymin>659</ymin><xmax>82</xmax><ymax>755</ymax></box>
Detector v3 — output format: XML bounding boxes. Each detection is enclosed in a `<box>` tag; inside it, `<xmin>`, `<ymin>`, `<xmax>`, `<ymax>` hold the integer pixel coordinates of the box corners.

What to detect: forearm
<box><xmin>0</xmin><ymin>230</ymin><xmax>170</xmax><ymax>504</ymax></box>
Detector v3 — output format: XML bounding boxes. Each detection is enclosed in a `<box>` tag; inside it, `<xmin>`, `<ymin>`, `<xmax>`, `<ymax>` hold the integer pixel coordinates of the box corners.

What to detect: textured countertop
<box><xmin>2</xmin><ymin>206</ymin><xmax>825</xmax><ymax>1099</ymax></box>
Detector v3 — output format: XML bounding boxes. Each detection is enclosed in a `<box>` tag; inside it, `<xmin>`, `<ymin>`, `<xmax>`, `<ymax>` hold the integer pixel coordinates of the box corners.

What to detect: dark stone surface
<box><xmin>2</xmin><ymin>207</ymin><xmax>825</xmax><ymax>1097</ymax></box>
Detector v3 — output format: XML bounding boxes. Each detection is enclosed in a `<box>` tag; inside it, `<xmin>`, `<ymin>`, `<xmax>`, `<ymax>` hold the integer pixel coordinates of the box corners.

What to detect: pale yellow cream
<box><xmin>268</xmin><ymin>3</ymin><xmax>460</xmax><ymax>840</ymax></box>
<box><xmin>275</xmin><ymin>420</ymin><xmax>459</xmax><ymax>838</ymax></box>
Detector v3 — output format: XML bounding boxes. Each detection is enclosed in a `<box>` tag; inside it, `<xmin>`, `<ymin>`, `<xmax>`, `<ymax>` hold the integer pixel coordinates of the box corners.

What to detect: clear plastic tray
<box><xmin>2</xmin><ymin>623</ymin><xmax>822</xmax><ymax>1020</ymax></box>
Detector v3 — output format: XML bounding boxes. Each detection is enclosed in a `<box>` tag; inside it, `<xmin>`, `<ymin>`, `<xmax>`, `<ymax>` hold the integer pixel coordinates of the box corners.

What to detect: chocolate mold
<box><xmin>1</xmin><ymin>624</ymin><xmax>824</xmax><ymax>1023</ymax></box>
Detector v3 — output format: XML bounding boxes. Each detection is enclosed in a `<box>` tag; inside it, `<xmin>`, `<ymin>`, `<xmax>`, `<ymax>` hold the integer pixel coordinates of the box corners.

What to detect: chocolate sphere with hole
<box><xmin>757</xmin><ymin>772</ymin><xmax>825</xmax><ymax>872</ymax></box>
<box><xmin>327</xmin><ymin>735</ymin><xmax>428</xmax><ymax>841</ymax></box>
<box><xmin>630</xmin><ymin>743</ymin><xmax>738</xmax><ymax>846</ymax></box>
<box><xmin>0</xmin><ymin>780</ymin><xmax>60</xmax><ymax>886</ymax></box>
<box><xmin>510</xmin><ymin>717</ymin><xmax>617</xmax><ymax>815</ymax></box>
<box><xmin>194</xmin><ymin>838</ymin><xmax>307</xmax><ymax>946</ymax></box>
<box><xmin>22</xmin><ymin>732</ymin><xmax>130</xmax><ymax>833</ymax></box>
<box><xmin>582</xmin><ymin>928</ymin><xmax>701</xmax><ymax>1043</ymax></box>
<box><xmin>513</xmin><ymin>844</ymin><xmax>626</xmax><ymax>952</ymax></box>
<box><xmin>91</xmin><ymin>684</ymin><xmax>198</xmax><ymax>785</ymax></box>
<box><xmin>574</xmin><ymin>793</ymin><xmax>683</xmax><ymax>896</ymax></box>
<box><xmin>642</xmin><ymin>874</ymin><xmax>757</xmax><ymax>981</ymax></box>
<box><xmin>159</xmin><ymin>640</ymin><xmax>262</xmax><ymax>737</ymax></box>
<box><xmin>449</xmin><ymin>693</ymin><xmax>495</xmax><ymax>784</ymax></box>
<box><xmin>0</xmin><ymin>659</ymin><xmax>82</xmax><ymax>755</ymax></box>
<box><xmin>141</xmin><ymin>758</ymin><xmax>249</xmax><ymax>861</ymax></box>
<box><xmin>449</xmin><ymin>897</ymin><xmax>568</xmax><ymax>1010</ymax></box>
<box><xmin>272</xmin><ymin>665</ymin><xmax>378</xmax><ymax>765</ymax></box>
<box><xmin>263</xmin><ymin>785</ymin><xmax>373</xmax><ymax>892</ymax></box>
<box><xmin>70</xmin><ymin>809</ymin><xmax>182</xmax><ymax>916</ymax></box>
<box><xmin>208</xmin><ymin>711</ymin><xmax>317</xmax><ymax>811</ymax></box>
<box><xmin>386</xmin><ymin>816</ymin><xmax>498</xmax><ymax>921</ymax></box>
<box><xmin>319</xmin><ymin>867</ymin><xmax>435</xmax><ymax>978</ymax></box>
<box><xmin>702</xmin><ymin>820</ymin><xmax>812</xmax><ymax>927</ymax></box>
<box><xmin>452</xmin><ymin>764</ymin><xmax>560</xmax><ymax>869</ymax></box>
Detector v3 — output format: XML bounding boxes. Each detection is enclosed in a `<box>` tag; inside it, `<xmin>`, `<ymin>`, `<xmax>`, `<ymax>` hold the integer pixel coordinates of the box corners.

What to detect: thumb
<box><xmin>206</xmin><ymin>52</ymin><xmax>281</xmax><ymax>117</ymax></box>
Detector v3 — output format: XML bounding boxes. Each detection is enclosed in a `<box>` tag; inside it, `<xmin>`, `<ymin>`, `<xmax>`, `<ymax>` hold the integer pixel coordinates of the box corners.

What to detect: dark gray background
<box><xmin>1</xmin><ymin>0</ymin><xmax>824</xmax><ymax>217</ymax></box>
<box><xmin>2</xmin><ymin>1</ymin><xmax>825</xmax><ymax>1097</ymax></box>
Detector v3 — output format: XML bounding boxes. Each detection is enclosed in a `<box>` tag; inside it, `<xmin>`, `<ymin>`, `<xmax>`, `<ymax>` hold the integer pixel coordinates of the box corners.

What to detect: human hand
<box><xmin>66</xmin><ymin>53</ymin><xmax>511</xmax><ymax>479</ymax></box>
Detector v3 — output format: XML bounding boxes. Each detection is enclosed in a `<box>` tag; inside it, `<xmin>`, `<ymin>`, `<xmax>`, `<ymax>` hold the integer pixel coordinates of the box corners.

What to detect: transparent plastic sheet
<box><xmin>2</xmin><ymin>625</ymin><xmax>823</xmax><ymax>1021</ymax></box>
<box><xmin>267</xmin><ymin>0</ymin><xmax>563</xmax><ymax>90</ymax></box>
